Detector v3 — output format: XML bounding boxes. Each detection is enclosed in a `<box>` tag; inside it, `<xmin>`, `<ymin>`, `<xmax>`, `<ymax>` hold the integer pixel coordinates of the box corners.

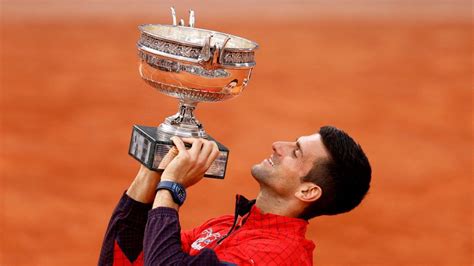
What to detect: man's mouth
<box><xmin>266</xmin><ymin>156</ymin><xmax>275</xmax><ymax>167</ymax></box>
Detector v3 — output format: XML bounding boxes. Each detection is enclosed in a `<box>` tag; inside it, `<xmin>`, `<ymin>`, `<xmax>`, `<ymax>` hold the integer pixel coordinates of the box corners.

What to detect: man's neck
<box><xmin>255</xmin><ymin>190</ymin><xmax>300</xmax><ymax>218</ymax></box>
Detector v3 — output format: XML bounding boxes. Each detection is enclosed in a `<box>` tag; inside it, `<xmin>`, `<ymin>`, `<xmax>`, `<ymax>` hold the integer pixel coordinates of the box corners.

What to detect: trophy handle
<box><xmin>198</xmin><ymin>35</ymin><xmax>231</xmax><ymax>68</ymax></box>
<box><xmin>170</xmin><ymin>7</ymin><xmax>177</xmax><ymax>26</ymax></box>
<box><xmin>168</xmin><ymin>7</ymin><xmax>229</xmax><ymax>67</ymax></box>
<box><xmin>189</xmin><ymin>10</ymin><xmax>195</xmax><ymax>27</ymax></box>
<box><xmin>170</xmin><ymin>7</ymin><xmax>196</xmax><ymax>27</ymax></box>
<box><xmin>218</xmin><ymin>36</ymin><xmax>231</xmax><ymax>65</ymax></box>
<box><xmin>198</xmin><ymin>34</ymin><xmax>213</xmax><ymax>64</ymax></box>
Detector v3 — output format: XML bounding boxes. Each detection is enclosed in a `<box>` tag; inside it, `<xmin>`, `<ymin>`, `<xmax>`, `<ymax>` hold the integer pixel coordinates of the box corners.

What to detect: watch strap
<box><xmin>156</xmin><ymin>181</ymin><xmax>186</xmax><ymax>206</ymax></box>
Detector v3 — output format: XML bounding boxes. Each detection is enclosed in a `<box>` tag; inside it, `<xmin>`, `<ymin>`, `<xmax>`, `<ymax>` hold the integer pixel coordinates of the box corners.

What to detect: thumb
<box><xmin>158</xmin><ymin>146</ymin><xmax>178</xmax><ymax>169</ymax></box>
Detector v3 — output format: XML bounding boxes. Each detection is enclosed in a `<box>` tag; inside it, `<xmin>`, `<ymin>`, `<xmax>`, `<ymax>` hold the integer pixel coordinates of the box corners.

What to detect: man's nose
<box><xmin>272</xmin><ymin>142</ymin><xmax>280</xmax><ymax>155</ymax></box>
<box><xmin>272</xmin><ymin>141</ymin><xmax>288</xmax><ymax>156</ymax></box>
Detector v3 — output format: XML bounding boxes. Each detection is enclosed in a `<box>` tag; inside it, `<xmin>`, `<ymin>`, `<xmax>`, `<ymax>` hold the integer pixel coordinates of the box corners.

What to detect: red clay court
<box><xmin>1</xmin><ymin>1</ymin><xmax>472</xmax><ymax>265</ymax></box>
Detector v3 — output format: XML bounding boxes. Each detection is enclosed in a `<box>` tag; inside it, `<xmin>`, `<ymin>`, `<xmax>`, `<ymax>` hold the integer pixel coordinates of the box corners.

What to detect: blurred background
<box><xmin>1</xmin><ymin>0</ymin><xmax>472</xmax><ymax>265</ymax></box>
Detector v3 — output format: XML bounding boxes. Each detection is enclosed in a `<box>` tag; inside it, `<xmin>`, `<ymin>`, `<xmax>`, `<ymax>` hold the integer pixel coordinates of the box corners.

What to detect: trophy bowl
<box><xmin>129</xmin><ymin>8</ymin><xmax>258</xmax><ymax>178</ymax></box>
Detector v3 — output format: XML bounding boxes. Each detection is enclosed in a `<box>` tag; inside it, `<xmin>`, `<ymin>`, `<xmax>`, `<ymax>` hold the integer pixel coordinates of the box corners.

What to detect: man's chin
<box><xmin>251</xmin><ymin>163</ymin><xmax>270</xmax><ymax>182</ymax></box>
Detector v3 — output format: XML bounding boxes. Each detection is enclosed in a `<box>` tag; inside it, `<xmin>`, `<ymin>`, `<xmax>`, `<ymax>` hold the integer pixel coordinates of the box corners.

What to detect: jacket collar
<box><xmin>234</xmin><ymin>194</ymin><xmax>309</xmax><ymax>235</ymax></box>
<box><xmin>235</xmin><ymin>194</ymin><xmax>256</xmax><ymax>216</ymax></box>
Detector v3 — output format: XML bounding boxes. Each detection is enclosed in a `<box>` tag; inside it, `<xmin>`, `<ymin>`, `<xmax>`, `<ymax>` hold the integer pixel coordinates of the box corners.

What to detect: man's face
<box><xmin>251</xmin><ymin>133</ymin><xmax>329</xmax><ymax>199</ymax></box>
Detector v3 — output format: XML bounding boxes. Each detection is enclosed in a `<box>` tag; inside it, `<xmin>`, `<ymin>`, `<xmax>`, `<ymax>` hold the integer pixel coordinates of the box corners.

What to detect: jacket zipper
<box><xmin>210</xmin><ymin>215</ymin><xmax>245</xmax><ymax>249</ymax></box>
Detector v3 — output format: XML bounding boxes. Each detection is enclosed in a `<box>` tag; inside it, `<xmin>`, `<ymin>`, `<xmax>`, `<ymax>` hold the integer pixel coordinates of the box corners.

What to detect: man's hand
<box><xmin>161</xmin><ymin>137</ymin><xmax>220</xmax><ymax>188</ymax></box>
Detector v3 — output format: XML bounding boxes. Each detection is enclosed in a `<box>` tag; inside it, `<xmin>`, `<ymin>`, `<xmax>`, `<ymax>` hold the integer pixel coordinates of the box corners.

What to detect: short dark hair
<box><xmin>299</xmin><ymin>126</ymin><xmax>372</xmax><ymax>220</ymax></box>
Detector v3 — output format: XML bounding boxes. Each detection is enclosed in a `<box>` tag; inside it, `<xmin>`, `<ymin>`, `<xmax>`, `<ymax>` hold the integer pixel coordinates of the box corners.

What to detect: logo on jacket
<box><xmin>191</xmin><ymin>229</ymin><xmax>221</xmax><ymax>250</ymax></box>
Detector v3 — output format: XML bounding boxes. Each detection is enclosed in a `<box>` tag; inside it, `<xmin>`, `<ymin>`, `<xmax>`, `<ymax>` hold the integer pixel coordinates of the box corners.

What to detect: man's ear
<box><xmin>295</xmin><ymin>182</ymin><xmax>322</xmax><ymax>203</ymax></box>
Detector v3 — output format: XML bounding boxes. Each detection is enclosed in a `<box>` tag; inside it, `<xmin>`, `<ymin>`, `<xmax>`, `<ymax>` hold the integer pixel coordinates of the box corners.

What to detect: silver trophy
<box><xmin>129</xmin><ymin>8</ymin><xmax>258</xmax><ymax>178</ymax></box>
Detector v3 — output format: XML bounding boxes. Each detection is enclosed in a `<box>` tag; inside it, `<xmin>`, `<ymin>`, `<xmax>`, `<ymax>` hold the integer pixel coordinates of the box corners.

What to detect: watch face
<box><xmin>177</xmin><ymin>189</ymin><xmax>185</xmax><ymax>201</ymax></box>
<box><xmin>173</xmin><ymin>183</ymin><xmax>186</xmax><ymax>203</ymax></box>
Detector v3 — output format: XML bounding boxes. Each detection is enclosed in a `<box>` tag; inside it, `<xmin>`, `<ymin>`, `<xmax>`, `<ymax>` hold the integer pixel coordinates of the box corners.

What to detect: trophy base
<box><xmin>128</xmin><ymin>125</ymin><xmax>229</xmax><ymax>179</ymax></box>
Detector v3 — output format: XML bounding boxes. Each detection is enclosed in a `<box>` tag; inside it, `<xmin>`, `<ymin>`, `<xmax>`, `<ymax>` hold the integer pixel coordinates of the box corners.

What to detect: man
<box><xmin>99</xmin><ymin>126</ymin><xmax>371</xmax><ymax>265</ymax></box>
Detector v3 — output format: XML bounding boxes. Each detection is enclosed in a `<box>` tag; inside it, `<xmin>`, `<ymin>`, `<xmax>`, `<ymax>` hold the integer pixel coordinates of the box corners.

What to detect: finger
<box><xmin>177</xmin><ymin>137</ymin><xmax>198</xmax><ymax>150</ymax></box>
<box><xmin>171</xmin><ymin>137</ymin><xmax>187</xmax><ymax>153</ymax></box>
<box><xmin>197</xmin><ymin>140</ymin><xmax>214</xmax><ymax>168</ymax></box>
<box><xmin>168</xmin><ymin>146</ymin><xmax>179</xmax><ymax>156</ymax></box>
<box><xmin>204</xmin><ymin>142</ymin><xmax>220</xmax><ymax>169</ymax></box>
<box><xmin>189</xmin><ymin>138</ymin><xmax>204</xmax><ymax>158</ymax></box>
<box><xmin>158</xmin><ymin>146</ymin><xmax>178</xmax><ymax>169</ymax></box>
<box><xmin>181</xmin><ymin>137</ymin><xmax>200</xmax><ymax>144</ymax></box>
<box><xmin>180</xmin><ymin>138</ymin><xmax>202</xmax><ymax>149</ymax></box>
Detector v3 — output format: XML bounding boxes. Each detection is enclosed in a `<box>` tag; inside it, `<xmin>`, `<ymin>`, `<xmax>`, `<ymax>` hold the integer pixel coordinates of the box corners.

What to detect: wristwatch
<box><xmin>156</xmin><ymin>181</ymin><xmax>186</xmax><ymax>206</ymax></box>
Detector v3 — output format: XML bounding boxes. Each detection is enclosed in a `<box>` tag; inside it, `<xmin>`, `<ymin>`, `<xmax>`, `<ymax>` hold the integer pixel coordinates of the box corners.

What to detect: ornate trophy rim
<box><xmin>137</xmin><ymin>25</ymin><xmax>257</xmax><ymax>69</ymax></box>
<box><xmin>138</xmin><ymin>24</ymin><xmax>259</xmax><ymax>52</ymax></box>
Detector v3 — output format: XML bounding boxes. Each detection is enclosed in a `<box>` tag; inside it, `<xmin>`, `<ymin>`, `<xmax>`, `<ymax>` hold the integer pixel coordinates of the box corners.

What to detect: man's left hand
<box><xmin>160</xmin><ymin>137</ymin><xmax>220</xmax><ymax>188</ymax></box>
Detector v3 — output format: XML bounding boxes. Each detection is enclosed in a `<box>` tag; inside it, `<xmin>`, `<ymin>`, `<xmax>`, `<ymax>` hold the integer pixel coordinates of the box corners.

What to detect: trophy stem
<box><xmin>157</xmin><ymin>100</ymin><xmax>207</xmax><ymax>138</ymax></box>
<box><xmin>171</xmin><ymin>100</ymin><xmax>200</xmax><ymax>127</ymax></box>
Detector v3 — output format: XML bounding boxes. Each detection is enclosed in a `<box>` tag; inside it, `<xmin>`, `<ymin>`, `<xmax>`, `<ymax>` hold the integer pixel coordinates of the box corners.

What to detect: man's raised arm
<box><xmin>98</xmin><ymin>165</ymin><xmax>161</xmax><ymax>265</ymax></box>
<box><xmin>143</xmin><ymin>137</ymin><xmax>227</xmax><ymax>265</ymax></box>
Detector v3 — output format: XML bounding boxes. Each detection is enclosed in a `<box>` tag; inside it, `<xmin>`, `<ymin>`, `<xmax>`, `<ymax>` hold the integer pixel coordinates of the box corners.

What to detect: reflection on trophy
<box><xmin>129</xmin><ymin>8</ymin><xmax>258</xmax><ymax>178</ymax></box>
